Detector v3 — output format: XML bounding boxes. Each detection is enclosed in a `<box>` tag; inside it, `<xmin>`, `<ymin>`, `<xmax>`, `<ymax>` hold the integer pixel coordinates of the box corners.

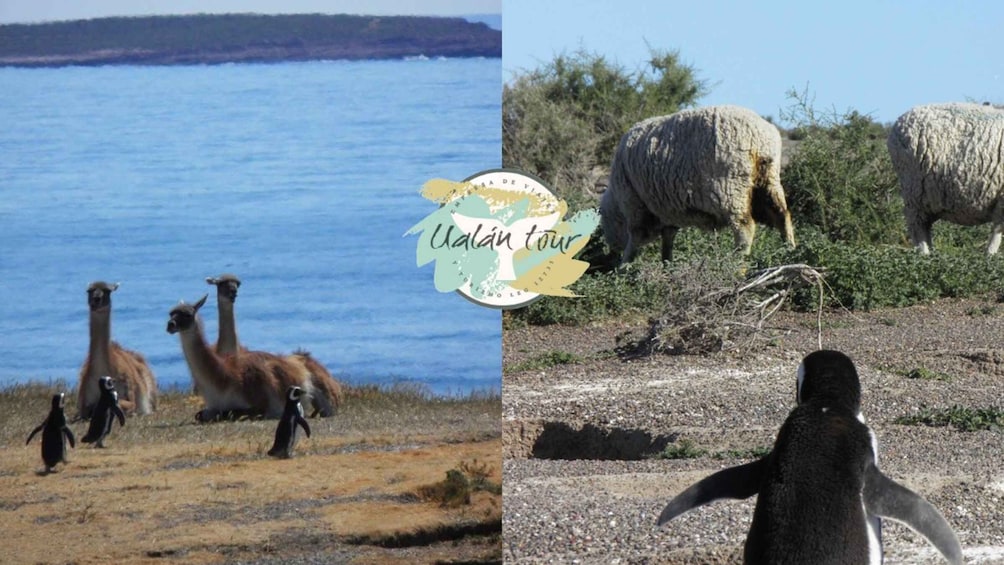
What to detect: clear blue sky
<box><xmin>0</xmin><ymin>0</ymin><xmax>500</xmax><ymax>23</ymax></box>
<box><xmin>5</xmin><ymin>1</ymin><xmax>999</xmax><ymax>125</ymax></box>
<box><xmin>503</xmin><ymin>0</ymin><xmax>1003</xmax><ymax>124</ymax></box>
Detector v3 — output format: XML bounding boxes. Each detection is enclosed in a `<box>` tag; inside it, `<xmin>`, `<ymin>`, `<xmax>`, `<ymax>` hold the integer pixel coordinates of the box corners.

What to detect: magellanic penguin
<box><xmin>268</xmin><ymin>386</ymin><xmax>311</xmax><ymax>459</ymax></box>
<box><xmin>26</xmin><ymin>393</ymin><xmax>76</xmax><ymax>473</ymax></box>
<box><xmin>657</xmin><ymin>350</ymin><xmax>964</xmax><ymax>565</ymax></box>
<box><xmin>81</xmin><ymin>376</ymin><xmax>126</xmax><ymax>448</ymax></box>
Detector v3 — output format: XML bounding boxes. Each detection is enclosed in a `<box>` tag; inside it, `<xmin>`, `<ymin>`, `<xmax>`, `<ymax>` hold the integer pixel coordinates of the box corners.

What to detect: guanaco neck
<box><xmin>216</xmin><ymin>295</ymin><xmax>239</xmax><ymax>355</ymax></box>
<box><xmin>88</xmin><ymin>307</ymin><xmax>112</xmax><ymax>377</ymax></box>
<box><xmin>179</xmin><ymin>317</ymin><xmax>234</xmax><ymax>392</ymax></box>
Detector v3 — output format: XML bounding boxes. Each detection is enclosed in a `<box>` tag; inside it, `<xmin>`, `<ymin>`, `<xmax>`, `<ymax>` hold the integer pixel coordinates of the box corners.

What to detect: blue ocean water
<box><xmin>0</xmin><ymin>58</ymin><xmax>501</xmax><ymax>395</ymax></box>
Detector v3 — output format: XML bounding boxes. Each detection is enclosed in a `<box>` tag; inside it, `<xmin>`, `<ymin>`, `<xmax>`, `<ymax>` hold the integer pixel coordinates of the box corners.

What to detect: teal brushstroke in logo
<box><xmin>406</xmin><ymin>170</ymin><xmax>600</xmax><ymax>309</ymax></box>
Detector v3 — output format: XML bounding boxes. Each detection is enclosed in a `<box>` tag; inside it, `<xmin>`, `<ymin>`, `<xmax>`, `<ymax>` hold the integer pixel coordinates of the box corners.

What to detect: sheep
<box><xmin>599</xmin><ymin>105</ymin><xmax>795</xmax><ymax>264</ymax></box>
<box><xmin>167</xmin><ymin>294</ymin><xmax>317</xmax><ymax>422</ymax></box>
<box><xmin>887</xmin><ymin>102</ymin><xmax>1004</xmax><ymax>255</ymax></box>
<box><xmin>78</xmin><ymin>281</ymin><xmax>157</xmax><ymax>419</ymax></box>
<box><xmin>205</xmin><ymin>273</ymin><xmax>344</xmax><ymax>417</ymax></box>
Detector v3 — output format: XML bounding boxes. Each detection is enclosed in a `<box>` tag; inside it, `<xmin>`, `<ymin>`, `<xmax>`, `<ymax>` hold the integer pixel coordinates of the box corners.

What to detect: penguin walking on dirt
<box><xmin>81</xmin><ymin>376</ymin><xmax>126</xmax><ymax>448</ymax></box>
<box><xmin>657</xmin><ymin>350</ymin><xmax>963</xmax><ymax>565</ymax></box>
<box><xmin>26</xmin><ymin>393</ymin><xmax>76</xmax><ymax>473</ymax></box>
<box><xmin>268</xmin><ymin>386</ymin><xmax>311</xmax><ymax>459</ymax></box>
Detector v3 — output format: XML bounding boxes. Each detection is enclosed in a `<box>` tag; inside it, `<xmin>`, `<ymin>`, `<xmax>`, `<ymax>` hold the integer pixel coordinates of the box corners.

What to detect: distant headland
<box><xmin>0</xmin><ymin>13</ymin><xmax>501</xmax><ymax>67</ymax></box>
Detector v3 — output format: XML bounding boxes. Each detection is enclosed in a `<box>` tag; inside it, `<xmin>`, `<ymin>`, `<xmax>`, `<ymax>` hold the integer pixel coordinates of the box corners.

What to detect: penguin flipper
<box><xmin>297</xmin><ymin>416</ymin><xmax>311</xmax><ymax>438</ymax></box>
<box><xmin>113</xmin><ymin>405</ymin><xmax>126</xmax><ymax>427</ymax></box>
<box><xmin>863</xmin><ymin>465</ymin><xmax>963</xmax><ymax>565</ymax></box>
<box><xmin>63</xmin><ymin>426</ymin><xmax>76</xmax><ymax>448</ymax></box>
<box><xmin>657</xmin><ymin>457</ymin><xmax>766</xmax><ymax>527</ymax></box>
<box><xmin>26</xmin><ymin>423</ymin><xmax>44</xmax><ymax>445</ymax></box>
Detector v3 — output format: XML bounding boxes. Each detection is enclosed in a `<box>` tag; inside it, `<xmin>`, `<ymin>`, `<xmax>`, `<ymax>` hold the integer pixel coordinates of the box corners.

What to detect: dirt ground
<box><xmin>2</xmin><ymin>389</ymin><xmax>501</xmax><ymax>564</ymax></box>
<box><xmin>503</xmin><ymin>297</ymin><xmax>1004</xmax><ymax>564</ymax></box>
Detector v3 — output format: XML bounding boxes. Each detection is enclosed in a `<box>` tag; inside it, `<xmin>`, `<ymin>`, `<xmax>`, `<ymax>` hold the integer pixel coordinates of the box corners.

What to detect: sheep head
<box><xmin>749</xmin><ymin>155</ymin><xmax>796</xmax><ymax>248</ymax></box>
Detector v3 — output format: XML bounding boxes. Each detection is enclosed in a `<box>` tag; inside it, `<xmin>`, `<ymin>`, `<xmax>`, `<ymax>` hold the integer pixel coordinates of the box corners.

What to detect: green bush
<box><xmin>507</xmin><ymin>234</ymin><xmax>749</xmax><ymax>327</ymax></box>
<box><xmin>752</xmin><ymin>227</ymin><xmax>1004</xmax><ymax>310</ymax></box>
<box><xmin>505</xmin><ymin>259</ymin><xmax>679</xmax><ymax>327</ymax></box>
<box><xmin>507</xmin><ymin>223</ymin><xmax>1004</xmax><ymax>328</ymax></box>
<box><xmin>780</xmin><ymin>87</ymin><xmax>902</xmax><ymax>245</ymax></box>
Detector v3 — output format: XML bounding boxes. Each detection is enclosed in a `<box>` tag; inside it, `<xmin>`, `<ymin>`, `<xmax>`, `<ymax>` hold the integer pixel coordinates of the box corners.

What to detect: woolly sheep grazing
<box><xmin>600</xmin><ymin>105</ymin><xmax>795</xmax><ymax>264</ymax></box>
<box><xmin>887</xmin><ymin>102</ymin><xmax>1004</xmax><ymax>255</ymax></box>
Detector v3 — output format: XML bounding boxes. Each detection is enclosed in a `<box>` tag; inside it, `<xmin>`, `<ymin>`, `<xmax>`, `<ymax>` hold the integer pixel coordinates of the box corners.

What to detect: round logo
<box><xmin>407</xmin><ymin>168</ymin><xmax>600</xmax><ymax>310</ymax></box>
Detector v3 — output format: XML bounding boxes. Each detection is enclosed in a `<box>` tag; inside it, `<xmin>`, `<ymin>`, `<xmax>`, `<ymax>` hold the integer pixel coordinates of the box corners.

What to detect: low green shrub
<box><xmin>751</xmin><ymin>227</ymin><xmax>1004</xmax><ymax>310</ymax></box>
<box><xmin>895</xmin><ymin>406</ymin><xmax>1004</xmax><ymax>432</ymax></box>
<box><xmin>504</xmin><ymin>350</ymin><xmax>585</xmax><ymax>374</ymax></box>
<box><xmin>712</xmin><ymin>446</ymin><xmax>772</xmax><ymax>460</ymax></box>
<box><xmin>904</xmin><ymin>367</ymin><xmax>953</xmax><ymax>382</ymax></box>
<box><xmin>652</xmin><ymin>439</ymin><xmax>706</xmax><ymax>460</ymax></box>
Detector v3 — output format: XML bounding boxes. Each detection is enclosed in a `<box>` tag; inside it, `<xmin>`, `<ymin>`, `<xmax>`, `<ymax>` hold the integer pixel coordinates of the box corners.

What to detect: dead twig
<box><xmin>623</xmin><ymin>263</ymin><xmax>827</xmax><ymax>357</ymax></box>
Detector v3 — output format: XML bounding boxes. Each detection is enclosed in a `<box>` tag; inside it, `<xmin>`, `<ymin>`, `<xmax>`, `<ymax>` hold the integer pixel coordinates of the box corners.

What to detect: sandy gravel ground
<box><xmin>503</xmin><ymin>298</ymin><xmax>1004</xmax><ymax>564</ymax></box>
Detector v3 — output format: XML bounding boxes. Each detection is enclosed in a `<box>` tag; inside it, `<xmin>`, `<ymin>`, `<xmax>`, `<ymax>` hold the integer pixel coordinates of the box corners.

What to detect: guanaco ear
<box><xmin>206</xmin><ymin>277</ymin><xmax>218</xmax><ymax>285</ymax></box>
<box><xmin>194</xmin><ymin>294</ymin><xmax>208</xmax><ymax>311</ymax></box>
<box><xmin>110</xmin><ymin>282</ymin><xmax>121</xmax><ymax>292</ymax></box>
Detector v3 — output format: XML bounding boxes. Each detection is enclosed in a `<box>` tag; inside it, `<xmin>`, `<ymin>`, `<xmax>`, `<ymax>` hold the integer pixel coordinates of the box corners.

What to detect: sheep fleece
<box><xmin>601</xmin><ymin>105</ymin><xmax>787</xmax><ymax>254</ymax></box>
<box><xmin>888</xmin><ymin>103</ymin><xmax>1004</xmax><ymax>230</ymax></box>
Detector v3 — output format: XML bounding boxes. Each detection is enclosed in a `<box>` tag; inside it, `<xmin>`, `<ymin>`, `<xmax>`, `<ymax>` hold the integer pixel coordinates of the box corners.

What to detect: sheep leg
<box><xmin>905</xmin><ymin>210</ymin><xmax>934</xmax><ymax>255</ymax></box>
<box><xmin>988</xmin><ymin>218</ymin><xmax>1004</xmax><ymax>255</ymax></box>
<box><xmin>622</xmin><ymin>232</ymin><xmax>641</xmax><ymax>265</ymax></box>
<box><xmin>660</xmin><ymin>226</ymin><xmax>679</xmax><ymax>262</ymax></box>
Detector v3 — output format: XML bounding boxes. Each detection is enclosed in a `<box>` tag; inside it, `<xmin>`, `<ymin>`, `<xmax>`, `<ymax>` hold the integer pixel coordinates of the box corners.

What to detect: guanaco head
<box><xmin>205</xmin><ymin>274</ymin><xmax>241</xmax><ymax>303</ymax></box>
<box><xmin>86</xmin><ymin>281</ymin><xmax>120</xmax><ymax>311</ymax></box>
<box><xmin>166</xmin><ymin>295</ymin><xmax>208</xmax><ymax>334</ymax></box>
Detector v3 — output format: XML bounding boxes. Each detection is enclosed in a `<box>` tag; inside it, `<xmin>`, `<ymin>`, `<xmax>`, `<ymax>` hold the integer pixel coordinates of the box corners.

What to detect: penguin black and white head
<box><xmin>796</xmin><ymin>349</ymin><xmax>861</xmax><ymax>412</ymax></box>
<box><xmin>658</xmin><ymin>350</ymin><xmax>964</xmax><ymax>565</ymax></box>
<box><xmin>81</xmin><ymin>376</ymin><xmax>125</xmax><ymax>448</ymax></box>
<box><xmin>268</xmin><ymin>385</ymin><xmax>311</xmax><ymax>459</ymax></box>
